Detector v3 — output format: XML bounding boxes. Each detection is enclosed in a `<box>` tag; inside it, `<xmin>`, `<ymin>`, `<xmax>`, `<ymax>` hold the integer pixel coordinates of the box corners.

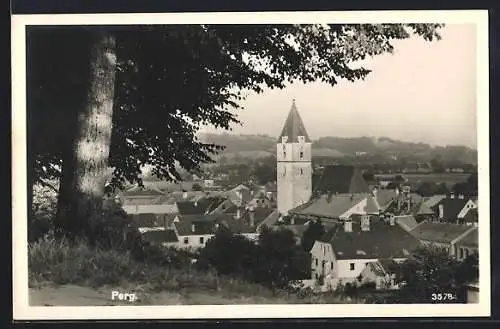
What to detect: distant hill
<box><xmin>198</xmin><ymin>133</ymin><xmax>477</xmax><ymax>165</ymax></box>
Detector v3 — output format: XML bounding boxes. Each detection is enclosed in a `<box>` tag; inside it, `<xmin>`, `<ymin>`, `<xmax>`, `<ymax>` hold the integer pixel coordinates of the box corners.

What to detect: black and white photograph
<box><xmin>12</xmin><ymin>10</ymin><xmax>490</xmax><ymax>319</ymax></box>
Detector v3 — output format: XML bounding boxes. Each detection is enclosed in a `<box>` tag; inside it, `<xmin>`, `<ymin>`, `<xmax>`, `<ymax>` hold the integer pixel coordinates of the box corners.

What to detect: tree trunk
<box><xmin>55</xmin><ymin>31</ymin><xmax>117</xmax><ymax>239</ymax></box>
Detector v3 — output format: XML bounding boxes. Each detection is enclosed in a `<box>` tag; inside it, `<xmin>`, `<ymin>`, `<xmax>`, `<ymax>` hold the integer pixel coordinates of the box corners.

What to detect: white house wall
<box><xmin>336</xmin><ymin>258</ymin><xmax>378</xmax><ymax>279</ymax></box>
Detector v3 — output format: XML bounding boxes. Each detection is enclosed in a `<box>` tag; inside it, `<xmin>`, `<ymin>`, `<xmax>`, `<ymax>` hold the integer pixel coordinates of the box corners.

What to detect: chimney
<box><xmin>236</xmin><ymin>208</ymin><xmax>241</xmax><ymax>219</ymax></box>
<box><xmin>249</xmin><ymin>210</ymin><xmax>255</xmax><ymax>227</ymax></box>
<box><xmin>372</xmin><ymin>187</ymin><xmax>378</xmax><ymax>198</ymax></box>
<box><xmin>344</xmin><ymin>219</ymin><xmax>353</xmax><ymax>232</ymax></box>
<box><xmin>191</xmin><ymin>224</ymin><xmax>196</xmax><ymax>233</ymax></box>
<box><xmin>458</xmin><ymin>194</ymin><xmax>464</xmax><ymax>199</ymax></box>
<box><xmin>290</xmin><ymin>216</ymin><xmax>295</xmax><ymax>225</ymax></box>
<box><xmin>361</xmin><ymin>215</ymin><xmax>370</xmax><ymax>231</ymax></box>
<box><xmin>438</xmin><ymin>204</ymin><xmax>444</xmax><ymax>218</ymax></box>
<box><xmin>407</xmin><ymin>199</ymin><xmax>411</xmax><ymax>212</ymax></box>
<box><xmin>183</xmin><ymin>192</ymin><xmax>188</xmax><ymax>199</ymax></box>
<box><xmin>450</xmin><ymin>193</ymin><xmax>455</xmax><ymax>199</ymax></box>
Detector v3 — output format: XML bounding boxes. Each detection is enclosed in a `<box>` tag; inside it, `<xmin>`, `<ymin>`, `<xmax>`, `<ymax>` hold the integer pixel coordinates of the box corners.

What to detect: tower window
<box><xmin>283</xmin><ymin>152</ymin><xmax>286</xmax><ymax>158</ymax></box>
<box><xmin>300</xmin><ymin>168</ymin><xmax>303</xmax><ymax>175</ymax></box>
<box><xmin>299</xmin><ymin>151</ymin><xmax>304</xmax><ymax>159</ymax></box>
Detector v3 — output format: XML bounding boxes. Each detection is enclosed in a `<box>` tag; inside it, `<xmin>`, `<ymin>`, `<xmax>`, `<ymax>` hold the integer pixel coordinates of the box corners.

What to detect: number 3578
<box><xmin>431</xmin><ymin>293</ymin><xmax>456</xmax><ymax>301</ymax></box>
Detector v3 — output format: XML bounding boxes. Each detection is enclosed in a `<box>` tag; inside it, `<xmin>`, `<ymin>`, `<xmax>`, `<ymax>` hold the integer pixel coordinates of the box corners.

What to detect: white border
<box><xmin>12</xmin><ymin>10</ymin><xmax>490</xmax><ymax>320</ymax></box>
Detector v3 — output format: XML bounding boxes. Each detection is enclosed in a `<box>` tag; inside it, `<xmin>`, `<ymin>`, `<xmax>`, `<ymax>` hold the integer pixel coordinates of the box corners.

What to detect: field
<box><xmin>403</xmin><ymin>173</ymin><xmax>471</xmax><ymax>185</ymax></box>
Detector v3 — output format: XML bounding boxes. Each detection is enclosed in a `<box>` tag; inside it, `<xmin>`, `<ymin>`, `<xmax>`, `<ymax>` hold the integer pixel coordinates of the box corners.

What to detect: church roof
<box><xmin>277</xmin><ymin>100</ymin><xmax>311</xmax><ymax>143</ymax></box>
<box><xmin>313</xmin><ymin>165</ymin><xmax>371</xmax><ymax>195</ymax></box>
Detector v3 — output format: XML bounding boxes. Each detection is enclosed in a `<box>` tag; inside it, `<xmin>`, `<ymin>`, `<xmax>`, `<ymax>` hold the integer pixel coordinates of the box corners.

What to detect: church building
<box><xmin>276</xmin><ymin>100</ymin><xmax>312</xmax><ymax>215</ymax></box>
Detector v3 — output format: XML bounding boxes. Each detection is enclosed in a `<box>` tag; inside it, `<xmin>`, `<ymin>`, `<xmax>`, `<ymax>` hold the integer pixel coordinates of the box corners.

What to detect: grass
<box><xmin>28</xmin><ymin>236</ymin><xmax>355</xmax><ymax>305</ymax></box>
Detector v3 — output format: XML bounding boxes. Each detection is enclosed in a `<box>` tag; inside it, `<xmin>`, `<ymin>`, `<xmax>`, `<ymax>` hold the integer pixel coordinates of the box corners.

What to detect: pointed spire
<box><xmin>277</xmin><ymin>100</ymin><xmax>311</xmax><ymax>143</ymax></box>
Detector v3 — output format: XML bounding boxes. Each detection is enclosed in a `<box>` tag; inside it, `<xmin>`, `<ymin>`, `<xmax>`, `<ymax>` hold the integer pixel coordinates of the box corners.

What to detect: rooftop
<box><xmin>290</xmin><ymin>193</ymin><xmax>378</xmax><ymax>219</ymax></box>
<box><xmin>320</xmin><ymin>218</ymin><xmax>421</xmax><ymax>260</ymax></box>
<box><xmin>313</xmin><ymin>165</ymin><xmax>371</xmax><ymax>195</ymax></box>
<box><xmin>456</xmin><ymin>226</ymin><xmax>478</xmax><ymax>247</ymax></box>
<box><xmin>409</xmin><ymin>221</ymin><xmax>474</xmax><ymax>244</ymax></box>
<box><xmin>277</xmin><ymin>100</ymin><xmax>311</xmax><ymax>143</ymax></box>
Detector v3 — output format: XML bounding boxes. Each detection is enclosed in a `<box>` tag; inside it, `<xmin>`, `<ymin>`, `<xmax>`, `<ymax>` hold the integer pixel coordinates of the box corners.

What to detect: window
<box><xmin>183</xmin><ymin>237</ymin><xmax>189</xmax><ymax>244</ymax></box>
<box><xmin>315</xmin><ymin>258</ymin><xmax>318</xmax><ymax>266</ymax></box>
<box><xmin>200</xmin><ymin>237</ymin><xmax>204</xmax><ymax>244</ymax></box>
<box><xmin>350</xmin><ymin>263</ymin><xmax>355</xmax><ymax>271</ymax></box>
<box><xmin>459</xmin><ymin>248</ymin><xmax>464</xmax><ymax>259</ymax></box>
<box><xmin>315</xmin><ymin>273</ymin><xmax>318</xmax><ymax>279</ymax></box>
<box><xmin>331</xmin><ymin>262</ymin><xmax>334</xmax><ymax>270</ymax></box>
<box><xmin>465</xmin><ymin>248</ymin><xmax>470</xmax><ymax>257</ymax></box>
<box><xmin>300</xmin><ymin>168</ymin><xmax>303</xmax><ymax>175</ymax></box>
<box><xmin>300</xmin><ymin>151</ymin><xmax>304</xmax><ymax>159</ymax></box>
<box><xmin>283</xmin><ymin>152</ymin><xmax>287</xmax><ymax>158</ymax></box>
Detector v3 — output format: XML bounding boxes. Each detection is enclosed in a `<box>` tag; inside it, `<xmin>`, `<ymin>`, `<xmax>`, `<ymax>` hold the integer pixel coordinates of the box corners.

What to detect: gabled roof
<box><xmin>142</xmin><ymin>229</ymin><xmax>179</xmax><ymax>244</ymax></box>
<box><xmin>409</xmin><ymin>222</ymin><xmax>474</xmax><ymax>244</ymax></box>
<box><xmin>431</xmin><ymin>197</ymin><xmax>470</xmax><ymax>220</ymax></box>
<box><xmin>313</xmin><ymin>165</ymin><xmax>371</xmax><ymax>195</ymax></box>
<box><xmin>394</xmin><ymin>215</ymin><xmax>419</xmax><ymax>232</ymax></box>
<box><xmin>176</xmin><ymin>196</ymin><xmax>226</xmax><ymax>215</ymax></box>
<box><xmin>423</xmin><ymin>195</ymin><xmax>446</xmax><ymax>208</ymax></box>
<box><xmin>277</xmin><ymin>100</ymin><xmax>311</xmax><ymax>143</ymax></box>
<box><xmin>289</xmin><ymin>193</ymin><xmax>376</xmax><ymax>219</ymax></box>
<box><xmin>321</xmin><ymin>219</ymin><xmax>421</xmax><ymax>260</ymax></box>
<box><xmin>128</xmin><ymin>213</ymin><xmax>165</xmax><ymax>227</ymax></box>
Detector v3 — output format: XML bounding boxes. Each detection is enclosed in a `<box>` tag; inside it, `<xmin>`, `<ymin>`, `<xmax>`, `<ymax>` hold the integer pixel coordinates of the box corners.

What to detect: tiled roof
<box><xmin>256</xmin><ymin>209</ymin><xmax>281</xmax><ymax>229</ymax></box>
<box><xmin>289</xmin><ymin>193</ymin><xmax>376</xmax><ymax>219</ymax></box>
<box><xmin>395</xmin><ymin>215</ymin><xmax>419</xmax><ymax>232</ymax></box>
<box><xmin>142</xmin><ymin>229</ymin><xmax>179</xmax><ymax>244</ymax></box>
<box><xmin>323</xmin><ymin>219</ymin><xmax>421</xmax><ymax>260</ymax></box>
<box><xmin>128</xmin><ymin>213</ymin><xmax>166</xmax><ymax>227</ymax></box>
<box><xmin>313</xmin><ymin>165</ymin><xmax>371</xmax><ymax>195</ymax></box>
<box><xmin>431</xmin><ymin>198</ymin><xmax>469</xmax><ymax>221</ymax></box>
<box><xmin>174</xmin><ymin>219</ymin><xmax>217</xmax><ymax>236</ymax></box>
<box><xmin>456</xmin><ymin>226</ymin><xmax>478</xmax><ymax>248</ymax></box>
<box><xmin>423</xmin><ymin>195</ymin><xmax>446</xmax><ymax>208</ymax></box>
<box><xmin>277</xmin><ymin>100</ymin><xmax>311</xmax><ymax>143</ymax></box>
<box><xmin>409</xmin><ymin>222</ymin><xmax>474</xmax><ymax>244</ymax></box>
<box><xmin>175</xmin><ymin>196</ymin><xmax>225</xmax><ymax>215</ymax></box>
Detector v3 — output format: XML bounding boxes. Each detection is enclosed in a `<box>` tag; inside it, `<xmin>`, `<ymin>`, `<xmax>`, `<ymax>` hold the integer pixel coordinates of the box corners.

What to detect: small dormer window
<box><xmin>282</xmin><ymin>136</ymin><xmax>288</xmax><ymax>143</ymax></box>
<box><xmin>298</xmin><ymin>136</ymin><xmax>305</xmax><ymax>143</ymax></box>
<box><xmin>283</xmin><ymin>167</ymin><xmax>286</xmax><ymax>177</ymax></box>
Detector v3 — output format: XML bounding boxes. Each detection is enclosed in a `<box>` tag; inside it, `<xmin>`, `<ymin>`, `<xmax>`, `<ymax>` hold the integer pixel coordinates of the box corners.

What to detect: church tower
<box><xmin>276</xmin><ymin>100</ymin><xmax>312</xmax><ymax>215</ymax></box>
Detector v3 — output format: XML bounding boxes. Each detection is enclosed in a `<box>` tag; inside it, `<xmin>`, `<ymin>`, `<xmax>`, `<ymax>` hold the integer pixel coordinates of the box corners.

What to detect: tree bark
<box><xmin>55</xmin><ymin>31</ymin><xmax>117</xmax><ymax>239</ymax></box>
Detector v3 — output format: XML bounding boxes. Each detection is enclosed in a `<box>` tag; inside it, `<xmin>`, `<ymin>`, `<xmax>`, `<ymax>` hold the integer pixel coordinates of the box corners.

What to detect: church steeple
<box><xmin>276</xmin><ymin>99</ymin><xmax>312</xmax><ymax>215</ymax></box>
<box><xmin>277</xmin><ymin>100</ymin><xmax>311</xmax><ymax>143</ymax></box>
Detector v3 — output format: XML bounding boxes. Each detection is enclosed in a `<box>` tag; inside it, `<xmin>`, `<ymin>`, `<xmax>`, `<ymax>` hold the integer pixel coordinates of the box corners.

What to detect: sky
<box><xmin>200</xmin><ymin>24</ymin><xmax>478</xmax><ymax>148</ymax></box>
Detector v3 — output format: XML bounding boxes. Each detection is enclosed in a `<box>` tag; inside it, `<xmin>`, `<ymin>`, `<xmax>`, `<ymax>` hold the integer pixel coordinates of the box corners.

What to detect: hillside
<box><xmin>198</xmin><ymin>133</ymin><xmax>477</xmax><ymax>164</ymax></box>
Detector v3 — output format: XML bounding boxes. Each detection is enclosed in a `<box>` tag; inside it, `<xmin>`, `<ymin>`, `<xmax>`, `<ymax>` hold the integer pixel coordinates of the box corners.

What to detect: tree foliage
<box><xmin>28</xmin><ymin>24</ymin><xmax>443</xmax><ymax>237</ymax></box>
<box><xmin>385</xmin><ymin>246</ymin><xmax>479</xmax><ymax>303</ymax></box>
<box><xmin>300</xmin><ymin>220</ymin><xmax>326</xmax><ymax>252</ymax></box>
<box><xmin>30</xmin><ymin>24</ymin><xmax>443</xmax><ymax>190</ymax></box>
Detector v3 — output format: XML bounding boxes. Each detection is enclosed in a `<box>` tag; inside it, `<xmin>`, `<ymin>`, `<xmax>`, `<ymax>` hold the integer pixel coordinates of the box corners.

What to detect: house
<box><xmin>167</xmin><ymin>215</ymin><xmax>221</xmax><ymax>250</ymax></box>
<box><xmin>359</xmin><ymin>259</ymin><xmax>399</xmax><ymax>290</ymax></box>
<box><xmin>408</xmin><ymin>221</ymin><xmax>477</xmax><ymax>259</ymax></box>
<box><xmin>141</xmin><ymin>228</ymin><xmax>179</xmax><ymax>247</ymax></box>
<box><xmin>288</xmin><ymin>193</ymin><xmax>379</xmax><ymax>227</ymax></box>
<box><xmin>430</xmin><ymin>195</ymin><xmax>477</xmax><ymax>224</ymax></box>
<box><xmin>224</xmin><ymin>184</ymin><xmax>252</xmax><ymax>207</ymax></box>
<box><xmin>310</xmin><ymin>216</ymin><xmax>421</xmax><ymax>289</ymax></box>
